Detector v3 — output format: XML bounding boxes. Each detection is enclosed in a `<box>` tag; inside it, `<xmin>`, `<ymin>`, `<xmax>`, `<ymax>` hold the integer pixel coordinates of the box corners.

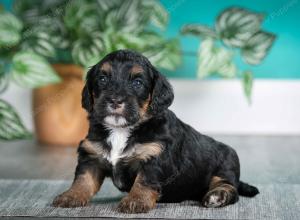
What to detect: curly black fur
<box><xmin>54</xmin><ymin>50</ymin><xmax>259</xmax><ymax>212</ymax></box>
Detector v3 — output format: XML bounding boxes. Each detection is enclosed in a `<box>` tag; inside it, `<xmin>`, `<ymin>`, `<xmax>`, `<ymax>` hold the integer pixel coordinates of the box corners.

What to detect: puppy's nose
<box><xmin>108</xmin><ymin>98</ymin><xmax>124</xmax><ymax>109</ymax></box>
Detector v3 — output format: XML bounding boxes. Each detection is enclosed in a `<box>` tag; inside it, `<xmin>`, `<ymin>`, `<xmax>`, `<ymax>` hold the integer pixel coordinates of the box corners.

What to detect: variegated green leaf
<box><xmin>47</xmin><ymin>18</ymin><xmax>70</xmax><ymax>49</ymax></box>
<box><xmin>13</xmin><ymin>0</ymin><xmax>68</xmax><ymax>25</ymax></box>
<box><xmin>0</xmin><ymin>99</ymin><xmax>32</xmax><ymax>140</ymax></box>
<box><xmin>147</xmin><ymin>1</ymin><xmax>169</xmax><ymax>30</ymax></box>
<box><xmin>216</xmin><ymin>7</ymin><xmax>264</xmax><ymax>47</ymax></box>
<box><xmin>0</xmin><ymin>11</ymin><xmax>23</xmax><ymax>47</ymax></box>
<box><xmin>197</xmin><ymin>38</ymin><xmax>236</xmax><ymax>78</ymax></box>
<box><xmin>242</xmin><ymin>70</ymin><xmax>253</xmax><ymax>103</ymax></box>
<box><xmin>72</xmin><ymin>33</ymin><xmax>105</xmax><ymax>66</ymax></box>
<box><xmin>21</xmin><ymin>31</ymin><xmax>56</xmax><ymax>58</ymax></box>
<box><xmin>64</xmin><ymin>0</ymin><xmax>99</xmax><ymax>33</ymax></box>
<box><xmin>145</xmin><ymin>39</ymin><xmax>181</xmax><ymax>70</ymax></box>
<box><xmin>11</xmin><ymin>51</ymin><xmax>61</xmax><ymax>88</ymax></box>
<box><xmin>115</xmin><ymin>0</ymin><xmax>141</xmax><ymax>32</ymax></box>
<box><xmin>119</xmin><ymin>33</ymin><xmax>150</xmax><ymax>49</ymax></box>
<box><xmin>241</xmin><ymin>31</ymin><xmax>276</xmax><ymax>65</ymax></box>
<box><xmin>0</xmin><ymin>62</ymin><xmax>9</xmax><ymax>94</ymax></box>
<box><xmin>96</xmin><ymin>0</ymin><xmax>119</xmax><ymax>11</ymax></box>
<box><xmin>50</xmin><ymin>35</ymin><xmax>70</xmax><ymax>49</ymax></box>
<box><xmin>104</xmin><ymin>9</ymin><xmax>120</xmax><ymax>31</ymax></box>
<box><xmin>100</xmin><ymin>30</ymin><xmax>114</xmax><ymax>54</ymax></box>
<box><xmin>181</xmin><ymin>24</ymin><xmax>217</xmax><ymax>39</ymax></box>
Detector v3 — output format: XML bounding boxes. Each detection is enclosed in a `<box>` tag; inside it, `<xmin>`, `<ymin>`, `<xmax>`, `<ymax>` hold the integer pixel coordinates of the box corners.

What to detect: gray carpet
<box><xmin>0</xmin><ymin>180</ymin><xmax>299</xmax><ymax>219</ymax></box>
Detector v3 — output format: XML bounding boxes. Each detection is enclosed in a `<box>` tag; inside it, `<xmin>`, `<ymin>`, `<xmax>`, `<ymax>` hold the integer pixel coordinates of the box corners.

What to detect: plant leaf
<box><xmin>0</xmin><ymin>62</ymin><xmax>9</xmax><ymax>93</ymax></box>
<box><xmin>216</xmin><ymin>7</ymin><xmax>264</xmax><ymax>47</ymax></box>
<box><xmin>144</xmin><ymin>39</ymin><xmax>181</xmax><ymax>70</ymax></box>
<box><xmin>115</xmin><ymin>0</ymin><xmax>142</xmax><ymax>32</ymax></box>
<box><xmin>241</xmin><ymin>31</ymin><xmax>276</xmax><ymax>65</ymax></box>
<box><xmin>13</xmin><ymin>0</ymin><xmax>68</xmax><ymax>26</ymax></box>
<box><xmin>21</xmin><ymin>31</ymin><xmax>56</xmax><ymax>58</ymax></box>
<box><xmin>11</xmin><ymin>51</ymin><xmax>61</xmax><ymax>88</ymax></box>
<box><xmin>0</xmin><ymin>74</ymin><xmax>9</xmax><ymax>94</ymax></box>
<box><xmin>96</xmin><ymin>0</ymin><xmax>119</xmax><ymax>11</ymax></box>
<box><xmin>0</xmin><ymin>11</ymin><xmax>23</xmax><ymax>47</ymax></box>
<box><xmin>145</xmin><ymin>0</ymin><xmax>169</xmax><ymax>30</ymax></box>
<box><xmin>181</xmin><ymin>24</ymin><xmax>217</xmax><ymax>39</ymax></box>
<box><xmin>242</xmin><ymin>70</ymin><xmax>253</xmax><ymax>103</ymax></box>
<box><xmin>197</xmin><ymin>38</ymin><xmax>236</xmax><ymax>78</ymax></box>
<box><xmin>64</xmin><ymin>0</ymin><xmax>100</xmax><ymax>34</ymax></box>
<box><xmin>0</xmin><ymin>99</ymin><xmax>32</xmax><ymax>140</ymax></box>
<box><xmin>72</xmin><ymin>32</ymin><xmax>105</xmax><ymax>67</ymax></box>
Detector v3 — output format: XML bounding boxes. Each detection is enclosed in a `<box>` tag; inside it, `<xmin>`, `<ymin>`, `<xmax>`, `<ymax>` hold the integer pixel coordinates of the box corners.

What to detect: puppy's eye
<box><xmin>132</xmin><ymin>78</ymin><xmax>143</xmax><ymax>88</ymax></box>
<box><xmin>99</xmin><ymin>75</ymin><xmax>108</xmax><ymax>84</ymax></box>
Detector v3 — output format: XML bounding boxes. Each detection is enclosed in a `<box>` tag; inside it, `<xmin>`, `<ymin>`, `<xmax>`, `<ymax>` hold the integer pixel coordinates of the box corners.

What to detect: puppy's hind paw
<box><xmin>202</xmin><ymin>189</ymin><xmax>229</xmax><ymax>208</ymax></box>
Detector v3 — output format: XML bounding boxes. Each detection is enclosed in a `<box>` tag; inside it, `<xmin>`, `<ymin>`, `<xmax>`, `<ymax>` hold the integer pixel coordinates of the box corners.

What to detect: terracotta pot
<box><xmin>33</xmin><ymin>64</ymin><xmax>89</xmax><ymax>146</ymax></box>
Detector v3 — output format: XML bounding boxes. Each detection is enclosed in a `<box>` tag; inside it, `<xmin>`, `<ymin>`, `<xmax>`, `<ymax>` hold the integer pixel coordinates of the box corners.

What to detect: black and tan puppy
<box><xmin>52</xmin><ymin>50</ymin><xmax>259</xmax><ymax>213</ymax></box>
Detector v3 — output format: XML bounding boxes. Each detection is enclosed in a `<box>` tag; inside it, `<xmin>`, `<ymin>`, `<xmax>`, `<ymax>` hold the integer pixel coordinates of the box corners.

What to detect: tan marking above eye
<box><xmin>100</xmin><ymin>62</ymin><xmax>112</xmax><ymax>73</ymax></box>
<box><xmin>130</xmin><ymin>65</ymin><xmax>144</xmax><ymax>75</ymax></box>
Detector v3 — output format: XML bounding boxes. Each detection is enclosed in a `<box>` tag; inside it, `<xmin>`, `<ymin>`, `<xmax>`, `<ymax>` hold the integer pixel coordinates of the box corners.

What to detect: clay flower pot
<box><xmin>33</xmin><ymin>64</ymin><xmax>88</xmax><ymax>146</ymax></box>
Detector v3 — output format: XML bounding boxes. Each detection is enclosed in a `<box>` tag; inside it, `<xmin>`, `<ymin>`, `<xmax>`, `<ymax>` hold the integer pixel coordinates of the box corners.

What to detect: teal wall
<box><xmin>1</xmin><ymin>0</ymin><xmax>299</xmax><ymax>79</ymax></box>
<box><xmin>0</xmin><ymin>0</ymin><xmax>11</xmax><ymax>10</ymax></box>
<box><xmin>161</xmin><ymin>0</ymin><xmax>300</xmax><ymax>79</ymax></box>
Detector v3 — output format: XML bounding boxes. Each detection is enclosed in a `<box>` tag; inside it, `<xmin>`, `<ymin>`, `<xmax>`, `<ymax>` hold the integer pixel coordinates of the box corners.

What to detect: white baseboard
<box><xmin>170</xmin><ymin>79</ymin><xmax>300</xmax><ymax>135</ymax></box>
<box><xmin>2</xmin><ymin>79</ymin><xmax>300</xmax><ymax>135</ymax></box>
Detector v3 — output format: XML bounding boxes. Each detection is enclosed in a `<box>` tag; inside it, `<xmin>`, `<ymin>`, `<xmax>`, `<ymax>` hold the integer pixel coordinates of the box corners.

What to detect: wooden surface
<box><xmin>0</xmin><ymin>136</ymin><xmax>299</xmax><ymax>184</ymax></box>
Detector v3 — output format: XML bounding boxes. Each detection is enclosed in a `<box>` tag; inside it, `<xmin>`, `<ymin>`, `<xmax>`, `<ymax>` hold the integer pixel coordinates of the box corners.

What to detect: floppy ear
<box><xmin>149</xmin><ymin>68</ymin><xmax>174</xmax><ymax>115</ymax></box>
<box><xmin>82</xmin><ymin>65</ymin><xmax>96</xmax><ymax>112</ymax></box>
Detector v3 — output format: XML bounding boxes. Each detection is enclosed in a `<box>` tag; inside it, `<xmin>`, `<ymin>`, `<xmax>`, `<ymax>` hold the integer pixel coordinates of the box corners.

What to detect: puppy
<box><xmin>52</xmin><ymin>50</ymin><xmax>259</xmax><ymax>213</ymax></box>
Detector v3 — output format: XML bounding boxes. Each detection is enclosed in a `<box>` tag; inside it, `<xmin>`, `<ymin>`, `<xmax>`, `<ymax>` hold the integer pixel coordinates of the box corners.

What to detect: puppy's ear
<box><xmin>149</xmin><ymin>68</ymin><xmax>174</xmax><ymax>115</ymax></box>
<box><xmin>82</xmin><ymin>65</ymin><xmax>96</xmax><ymax>112</ymax></box>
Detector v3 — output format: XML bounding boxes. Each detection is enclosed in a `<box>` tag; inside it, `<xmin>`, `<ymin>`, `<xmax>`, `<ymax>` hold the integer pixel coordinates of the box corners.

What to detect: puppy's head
<box><xmin>82</xmin><ymin>50</ymin><xmax>174</xmax><ymax>128</ymax></box>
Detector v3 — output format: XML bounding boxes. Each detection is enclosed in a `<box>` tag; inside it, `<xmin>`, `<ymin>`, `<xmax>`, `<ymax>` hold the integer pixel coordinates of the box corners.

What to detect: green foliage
<box><xmin>181</xmin><ymin>7</ymin><xmax>276</xmax><ymax>103</ymax></box>
<box><xmin>13</xmin><ymin>0</ymin><xmax>181</xmax><ymax>69</ymax></box>
<box><xmin>0</xmin><ymin>99</ymin><xmax>32</xmax><ymax>140</ymax></box>
<box><xmin>0</xmin><ymin>62</ymin><xmax>9</xmax><ymax>93</ymax></box>
<box><xmin>11</xmin><ymin>51</ymin><xmax>61</xmax><ymax>88</ymax></box>
<box><xmin>0</xmin><ymin>11</ymin><xmax>23</xmax><ymax>47</ymax></box>
<box><xmin>242</xmin><ymin>70</ymin><xmax>253</xmax><ymax>103</ymax></box>
<box><xmin>215</xmin><ymin>7</ymin><xmax>264</xmax><ymax>48</ymax></box>
<box><xmin>197</xmin><ymin>38</ymin><xmax>236</xmax><ymax>78</ymax></box>
<box><xmin>21</xmin><ymin>31</ymin><xmax>57</xmax><ymax>58</ymax></box>
<box><xmin>241</xmin><ymin>31</ymin><xmax>276</xmax><ymax>65</ymax></box>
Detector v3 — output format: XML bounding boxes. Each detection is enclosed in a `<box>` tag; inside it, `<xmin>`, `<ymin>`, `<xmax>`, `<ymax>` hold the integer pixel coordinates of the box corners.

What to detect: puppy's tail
<box><xmin>238</xmin><ymin>181</ymin><xmax>259</xmax><ymax>197</ymax></box>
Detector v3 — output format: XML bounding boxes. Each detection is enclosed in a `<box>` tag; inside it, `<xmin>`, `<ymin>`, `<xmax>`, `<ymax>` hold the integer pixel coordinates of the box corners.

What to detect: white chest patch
<box><xmin>106</xmin><ymin>127</ymin><xmax>130</xmax><ymax>165</ymax></box>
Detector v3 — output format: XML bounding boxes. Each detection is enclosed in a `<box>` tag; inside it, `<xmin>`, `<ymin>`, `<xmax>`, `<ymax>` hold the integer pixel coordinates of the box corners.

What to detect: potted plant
<box><xmin>0</xmin><ymin>0</ymin><xmax>181</xmax><ymax>145</ymax></box>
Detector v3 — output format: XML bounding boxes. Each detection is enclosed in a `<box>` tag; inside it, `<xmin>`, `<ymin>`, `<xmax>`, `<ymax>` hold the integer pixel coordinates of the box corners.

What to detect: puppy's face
<box><xmin>82</xmin><ymin>50</ymin><xmax>174</xmax><ymax>128</ymax></box>
<box><xmin>91</xmin><ymin>61</ymin><xmax>151</xmax><ymax>127</ymax></box>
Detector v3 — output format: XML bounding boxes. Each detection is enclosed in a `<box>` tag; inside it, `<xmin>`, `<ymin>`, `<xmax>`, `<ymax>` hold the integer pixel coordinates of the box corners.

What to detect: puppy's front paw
<box><xmin>52</xmin><ymin>191</ymin><xmax>89</xmax><ymax>208</ymax></box>
<box><xmin>202</xmin><ymin>189</ymin><xmax>229</xmax><ymax>208</ymax></box>
<box><xmin>117</xmin><ymin>195</ymin><xmax>155</xmax><ymax>213</ymax></box>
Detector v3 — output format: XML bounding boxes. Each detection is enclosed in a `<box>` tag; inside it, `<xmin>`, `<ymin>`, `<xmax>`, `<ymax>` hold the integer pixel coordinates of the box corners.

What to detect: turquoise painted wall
<box><xmin>1</xmin><ymin>0</ymin><xmax>299</xmax><ymax>79</ymax></box>
<box><xmin>161</xmin><ymin>0</ymin><xmax>300</xmax><ymax>79</ymax></box>
<box><xmin>0</xmin><ymin>0</ymin><xmax>11</xmax><ymax>10</ymax></box>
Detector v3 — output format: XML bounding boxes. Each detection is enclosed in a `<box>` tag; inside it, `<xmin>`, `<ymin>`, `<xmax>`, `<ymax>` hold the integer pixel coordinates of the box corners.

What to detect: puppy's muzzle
<box><xmin>108</xmin><ymin>97</ymin><xmax>124</xmax><ymax>109</ymax></box>
<box><xmin>107</xmin><ymin>97</ymin><xmax>125</xmax><ymax>115</ymax></box>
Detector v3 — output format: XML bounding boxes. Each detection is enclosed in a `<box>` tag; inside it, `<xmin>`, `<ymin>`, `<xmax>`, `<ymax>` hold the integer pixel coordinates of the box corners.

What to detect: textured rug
<box><xmin>0</xmin><ymin>180</ymin><xmax>299</xmax><ymax>219</ymax></box>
